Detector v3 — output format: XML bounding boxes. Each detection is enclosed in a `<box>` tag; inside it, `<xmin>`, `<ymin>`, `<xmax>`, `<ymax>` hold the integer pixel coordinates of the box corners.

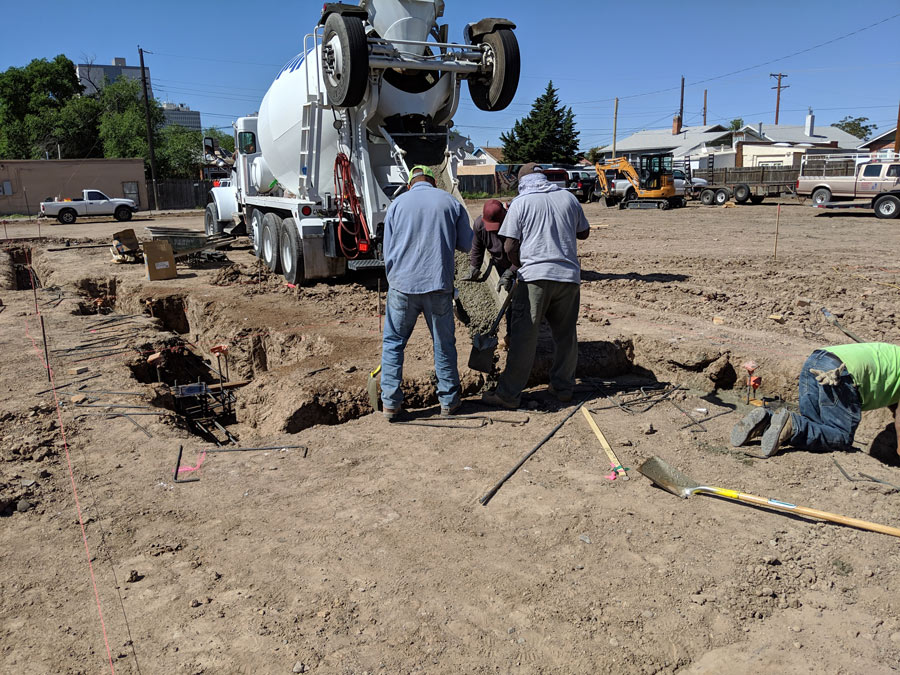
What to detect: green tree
<box><xmin>500</xmin><ymin>82</ymin><xmax>579</xmax><ymax>164</ymax></box>
<box><xmin>833</xmin><ymin>115</ymin><xmax>876</xmax><ymax>141</ymax></box>
<box><xmin>729</xmin><ymin>118</ymin><xmax>744</xmax><ymax>132</ymax></box>
<box><xmin>0</xmin><ymin>54</ymin><xmax>87</xmax><ymax>158</ymax></box>
<box><xmin>585</xmin><ymin>147</ymin><xmax>604</xmax><ymax>164</ymax></box>
<box><xmin>97</xmin><ymin>77</ymin><xmax>163</xmax><ymax>173</ymax></box>
<box><xmin>158</xmin><ymin>124</ymin><xmax>202</xmax><ymax>178</ymax></box>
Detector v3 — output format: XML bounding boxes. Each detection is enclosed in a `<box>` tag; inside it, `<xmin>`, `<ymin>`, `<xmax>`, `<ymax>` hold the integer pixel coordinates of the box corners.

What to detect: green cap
<box><xmin>408</xmin><ymin>165</ymin><xmax>436</xmax><ymax>183</ymax></box>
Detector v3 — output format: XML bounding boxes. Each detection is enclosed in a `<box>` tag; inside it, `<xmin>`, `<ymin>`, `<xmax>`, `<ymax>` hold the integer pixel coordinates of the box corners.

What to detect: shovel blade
<box><xmin>638</xmin><ymin>456</ymin><xmax>701</xmax><ymax>499</ymax></box>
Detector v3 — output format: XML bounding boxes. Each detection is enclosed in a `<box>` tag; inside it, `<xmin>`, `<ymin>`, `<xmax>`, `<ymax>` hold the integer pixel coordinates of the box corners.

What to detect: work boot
<box><xmin>547</xmin><ymin>385</ymin><xmax>573</xmax><ymax>403</ymax></box>
<box><xmin>383</xmin><ymin>406</ymin><xmax>404</xmax><ymax>423</ymax></box>
<box><xmin>730</xmin><ymin>407</ymin><xmax>772</xmax><ymax>447</ymax></box>
<box><xmin>441</xmin><ymin>400</ymin><xmax>462</xmax><ymax>417</ymax></box>
<box><xmin>481</xmin><ymin>390</ymin><xmax>517</xmax><ymax>410</ymax></box>
<box><xmin>757</xmin><ymin>410</ymin><xmax>793</xmax><ymax>458</ymax></box>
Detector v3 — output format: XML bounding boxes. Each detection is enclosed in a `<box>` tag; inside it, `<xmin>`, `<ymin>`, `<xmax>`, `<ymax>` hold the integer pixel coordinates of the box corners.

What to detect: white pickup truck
<box><xmin>40</xmin><ymin>189</ymin><xmax>138</xmax><ymax>224</ymax></box>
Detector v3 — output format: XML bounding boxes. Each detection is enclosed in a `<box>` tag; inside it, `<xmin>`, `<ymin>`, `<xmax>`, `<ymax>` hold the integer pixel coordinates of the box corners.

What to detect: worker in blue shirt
<box><xmin>381</xmin><ymin>165</ymin><xmax>473</xmax><ymax>421</ymax></box>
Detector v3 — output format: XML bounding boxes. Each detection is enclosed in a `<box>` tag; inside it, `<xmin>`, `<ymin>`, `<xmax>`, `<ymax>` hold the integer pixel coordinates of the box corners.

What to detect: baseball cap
<box><xmin>482</xmin><ymin>199</ymin><xmax>506</xmax><ymax>232</ymax></box>
<box><xmin>518</xmin><ymin>162</ymin><xmax>544</xmax><ymax>180</ymax></box>
<box><xmin>408</xmin><ymin>165</ymin><xmax>436</xmax><ymax>184</ymax></box>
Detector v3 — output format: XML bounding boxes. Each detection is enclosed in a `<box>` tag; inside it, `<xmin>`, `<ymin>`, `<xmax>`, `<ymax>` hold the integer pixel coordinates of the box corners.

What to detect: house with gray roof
<box><xmin>595</xmin><ymin>119</ymin><xmax>732</xmax><ymax>163</ymax></box>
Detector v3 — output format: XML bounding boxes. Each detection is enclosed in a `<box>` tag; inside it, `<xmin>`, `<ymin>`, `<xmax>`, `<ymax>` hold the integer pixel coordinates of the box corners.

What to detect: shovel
<box><xmin>468</xmin><ymin>279</ymin><xmax>517</xmax><ymax>373</ymax></box>
<box><xmin>638</xmin><ymin>455</ymin><xmax>900</xmax><ymax>538</ymax></box>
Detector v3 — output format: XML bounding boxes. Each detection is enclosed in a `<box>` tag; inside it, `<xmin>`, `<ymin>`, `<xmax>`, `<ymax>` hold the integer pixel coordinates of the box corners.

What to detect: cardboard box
<box><xmin>143</xmin><ymin>240</ymin><xmax>177</xmax><ymax>281</ymax></box>
<box><xmin>112</xmin><ymin>228</ymin><xmax>140</xmax><ymax>253</ymax></box>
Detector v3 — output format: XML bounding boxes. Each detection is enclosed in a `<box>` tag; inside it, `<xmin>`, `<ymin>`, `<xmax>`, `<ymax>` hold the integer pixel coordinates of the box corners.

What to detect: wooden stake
<box><xmin>773</xmin><ymin>204</ymin><xmax>781</xmax><ymax>261</ymax></box>
<box><xmin>581</xmin><ymin>407</ymin><xmax>628</xmax><ymax>480</ymax></box>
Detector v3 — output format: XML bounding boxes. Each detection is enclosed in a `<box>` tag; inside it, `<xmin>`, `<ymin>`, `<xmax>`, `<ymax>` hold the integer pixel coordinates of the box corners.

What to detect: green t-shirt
<box><xmin>824</xmin><ymin>343</ymin><xmax>900</xmax><ymax>411</ymax></box>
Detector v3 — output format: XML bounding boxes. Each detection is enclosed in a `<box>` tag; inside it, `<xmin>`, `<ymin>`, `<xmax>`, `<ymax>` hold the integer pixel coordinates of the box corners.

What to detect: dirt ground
<box><xmin>2</xmin><ymin>199</ymin><xmax>900</xmax><ymax>674</ymax></box>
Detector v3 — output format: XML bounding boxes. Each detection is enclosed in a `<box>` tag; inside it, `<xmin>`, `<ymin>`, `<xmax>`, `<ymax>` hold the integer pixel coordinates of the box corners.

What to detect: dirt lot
<box><xmin>2</xmin><ymin>200</ymin><xmax>900</xmax><ymax>674</ymax></box>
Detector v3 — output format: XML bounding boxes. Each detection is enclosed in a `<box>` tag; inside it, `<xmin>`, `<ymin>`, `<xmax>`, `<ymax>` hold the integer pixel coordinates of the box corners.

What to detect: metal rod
<box><xmin>39</xmin><ymin>315</ymin><xmax>51</xmax><ymax>383</ymax></box>
<box><xmin>367</xmin><ymin>57</ymin><xmax>479</xmax><ymax>73</ymax></box>
<box><xmin>33</xmin><ymin>373</ymin><xmax>101</xmax><ymax>396</ymax></box>
<box><xmin>201</xmin><ymin>444</ymin><xmax>308</xmax><ymax>454</ymax></box>
<box><xmin>480</xmin><ymin>402</ymin><xmax>586</xmax><ymax>506</ymax></box>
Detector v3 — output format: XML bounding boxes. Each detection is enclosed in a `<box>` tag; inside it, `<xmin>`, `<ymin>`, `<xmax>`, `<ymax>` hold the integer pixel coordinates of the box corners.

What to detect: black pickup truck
<box><xmin>543</xmin><ymin>167</ymin><xmax>596</xmax><ymax>203</ymax></box>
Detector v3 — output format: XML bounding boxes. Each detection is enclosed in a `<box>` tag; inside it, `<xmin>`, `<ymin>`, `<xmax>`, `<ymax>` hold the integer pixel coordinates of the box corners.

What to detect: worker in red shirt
<box><xmin>464</xmin><ymin>199</ymin><xmax>517</xmax><ymax>291</ymax></box>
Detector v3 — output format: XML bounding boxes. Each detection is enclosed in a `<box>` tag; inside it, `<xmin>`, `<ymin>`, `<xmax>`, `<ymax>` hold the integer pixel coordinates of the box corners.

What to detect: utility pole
<box><xmin>679</xmin><ymin>76</ymin><xmax>684</xmax><ymax>124</ymax></box>
<box><xmin>894</xmin><ymin>99</ymin><xmax>900</xmax><ymax>154</ymax></box>
<box><xmin>611</xmin><ymin>97</ymin><xmax>619</xmax><ymax>160</ymax></box>
<box><xmin>770</xmin><ymin>73</ymin><xmax>789</xmax><ymax>125</ymax></box>
<box><xmin>703</xmin><ymin>89</ymin><xmax>707</xmax><ymax>125</ymax></box>
<box><xmin>139</xmin><ymin>46</ymin><xmax>160</xmax><ymax>212</ymax></box>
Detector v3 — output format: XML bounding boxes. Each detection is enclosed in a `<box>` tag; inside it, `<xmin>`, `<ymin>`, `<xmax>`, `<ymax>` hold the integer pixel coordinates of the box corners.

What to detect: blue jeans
<box><xmin>789</xmin><ymin>350</ymin><xmax>862</xmax><ymax>451</ymax></box>
<box><xmin>381</xmin><ymin>289</ymin><xmax>460</xmax><ymax>410</ymax></box>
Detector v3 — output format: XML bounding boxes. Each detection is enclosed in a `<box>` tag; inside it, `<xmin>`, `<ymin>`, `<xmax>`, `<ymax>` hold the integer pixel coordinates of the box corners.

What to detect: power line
<box><xmin>568</xmin><ymin>10</ymin><xmax>900</xmax><ymax>106</ymax></box>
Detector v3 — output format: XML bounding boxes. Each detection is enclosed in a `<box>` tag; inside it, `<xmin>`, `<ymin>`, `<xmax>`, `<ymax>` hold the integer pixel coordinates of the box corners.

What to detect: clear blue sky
<box><xmin>2</xmin><ymin>1</ymin><xmax>898</xmax><ymax>151</ymax></box>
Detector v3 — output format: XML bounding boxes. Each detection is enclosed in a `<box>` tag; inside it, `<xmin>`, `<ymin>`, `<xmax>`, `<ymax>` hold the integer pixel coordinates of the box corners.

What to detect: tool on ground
<box><xmin>833</xmin><ymin>458</ymin><xmax>900</xmax><ymax>493</ymax></box>
<box><xmin>480</xmin><ymin>401</ymin><xmax>585</xmax><ymax>506</ymax></box>
<box><xmin>821</xmin><ymin>307</ymin><xmax>865</xmax><ymax>344</ymax></box>
<box><xmin>670</xmin><ymin>399</ymin><xmax>707</xmax><ymax>432</ymax></box>
<box><xmin>741</xmin><ymin>361</ymin><xmax>762</xmax><ymax>405</ymax></box>
<box><xmin>468</xmin><ymin>279</ymin><xmax>518</xmax><ymax>373</ymax></box>
<box><xmin>34</xmin><ymin>372</ymin><xmax>101</xmax><ymax>396</ymax></box>
<box><xmin>581</xmin><ymin>407</ymin><xmax>628</xmax><ymax>480</ymax></box>
<box><xmin>639</xmin><ymin>455</ymin><xmax>900</xmax><ymax>538</ymax></box>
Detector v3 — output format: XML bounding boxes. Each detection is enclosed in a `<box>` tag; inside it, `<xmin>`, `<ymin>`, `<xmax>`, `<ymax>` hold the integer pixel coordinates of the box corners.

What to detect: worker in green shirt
<box><xmin>731</xmin><ymin>343</ymin><xmax>900</xmax><ymax>458</ymax></box>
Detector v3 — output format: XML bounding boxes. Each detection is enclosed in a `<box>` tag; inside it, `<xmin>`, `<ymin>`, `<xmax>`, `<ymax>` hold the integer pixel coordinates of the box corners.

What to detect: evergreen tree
<box><xmin>500</xmin><ymin>82</ymin><xmax>579</xmax><ymax>164</ymax></box>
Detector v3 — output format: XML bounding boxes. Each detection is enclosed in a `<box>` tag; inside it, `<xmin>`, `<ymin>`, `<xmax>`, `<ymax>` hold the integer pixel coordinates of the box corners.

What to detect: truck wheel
<box><xmin>733</xmin><ymin>184</ymin><xmax>751</xmax><ymax>204</ymax></box>
<box><xmin>261</xmin><ymin>212</ymin><xmax>282</xmax><ymax>273</ymax></box>
<box><xmin>624</xmin><ymin>188</ymin><xmax>637</xmax><ymax>203</ymax></box>
<box><xmin>714</xmin><ymin>189</ymin><xmax>729</xmax><ymax>205</ymax></box>
<box><xmin>279</xmin><ymin>218</ymin><xmax>304</xmax><ymax>284</ymax></box>
<box><xmin>700</xmin><ymin>189</ymin><xmax>715</xmax><ymax>206</ymax></box>
<box><xmin>114</xmin><ymin>206</ymin><xmax>133</xmax><ymax>222</ymax></box>
<box><xmin>249</xmin><ymin>208</ymin><xmax>265</xmax><ymax>258</ymax></box>
<box><xmin>811</xmin><ymin>187</ymin><xmax>831</xmax><ymax>206</ymax></box>
<box><xmin>205</xmin><ymin>203</ymin><xmax>224</xmax><ymax>236</ymax></box>
<box><xmin>58</xmin><ymin>209</ymin><xmax>77</xmax><ymax>225</ymax></box>
<box><xmin>468</xmin><ymin>28</ymin><xmax>520</xmax><ymax>112</ymax></box>
<box><xmin>322</xmin><ymin>14</ymin><xmax>368</xmax><ymax>108</ymax></box>
<box><xmin>750</xmin><ymin>196</ymin><xmax>765</xmax><ymax>205</ymax></box>
<box><xmin>874</xmin><ymin>195</ymin><xmax>900</xmax><ymax>219</ymax></box>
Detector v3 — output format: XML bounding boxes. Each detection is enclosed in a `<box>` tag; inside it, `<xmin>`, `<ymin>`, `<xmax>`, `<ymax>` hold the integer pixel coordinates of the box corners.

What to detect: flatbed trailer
<box><xmin>692</xmin><ymin>166</ymin><xmax>799</xmax><ymax>206</ymax></box>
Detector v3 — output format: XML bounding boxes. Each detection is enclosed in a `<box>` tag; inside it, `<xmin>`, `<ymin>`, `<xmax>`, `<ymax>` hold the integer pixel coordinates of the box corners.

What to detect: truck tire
<box><xmin>279</xmin><ymin>218</ymin><xmax>304</xmax><ymax>284</ymax></box>
<box><xmin>811</xmin><ymin>187</ymin><xmax>831</xmax><ymax>206</ymax></box>
<box><xmin>624</xmin><ymin>188</ymin><xmax>637</xmax><ymax>203</ymax></box>
<box><xmin>733</xmin><ymin>184</ymin><xmax>751</xmax><ymax>204</ymax></box>
<box><xmin>714</xmin><ymin>189</ymin><xmax>729</xmax><ymax>205</ymax></box>
<box><xmin>699</xmin><ymin>189</ymin><xmax>715</xmax><ymax>206</ymax></box>
<box><xmin>468</xmin><ymin>28</ymin><xmax>520</xmax><ymax>112</ymax></box>
<box><xmin>114</xmin><ymin>206</ymin><xmax>133</xmax><ymax>222</ymax></box>
<box><xmin>261</xmin><ymin>212</ymin><xmax>282</xmax><ymax>273</ymax></box>
<box><xmin>874</xmin><ymin>195</ymin><xmax>900</xmax><ymax>219</ymax></box>
<box><xmin>58</xmin><ymin>209</ymin><xmax>77</xmax><ymax>225</ymax></box>
<box><xmin>205</xmin><ymin>203</ymin><xmax>225</xmax><ymax>235</ymax></box>
<box><xmin>249</xmin><ymin>208</ymin><xmax>264</xmax><ymax>258</ymax></box>
<box><xmin>750</xmin><ymin>195</ymin><xmax>765</xmax><ymax>205</ymax></box>
<box><xmin>322</xmin><ymin>14</ymin><xmax>368</xmax><ymax>108</ymax></box>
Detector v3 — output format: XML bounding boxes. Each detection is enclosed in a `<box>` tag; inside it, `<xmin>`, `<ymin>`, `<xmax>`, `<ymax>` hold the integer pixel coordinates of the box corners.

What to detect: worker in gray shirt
<box><xmin>482</xmin><ymin>163</ymin><xmax>590</xmax><ymax>408</ymax></box>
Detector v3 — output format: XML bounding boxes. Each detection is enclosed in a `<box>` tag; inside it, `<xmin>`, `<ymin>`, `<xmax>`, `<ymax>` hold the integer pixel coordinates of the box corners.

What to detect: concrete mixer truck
<box><xmin>204</xmin><ymin>0</ymin><xmax>519</xmax><ymax>284</ymax></box>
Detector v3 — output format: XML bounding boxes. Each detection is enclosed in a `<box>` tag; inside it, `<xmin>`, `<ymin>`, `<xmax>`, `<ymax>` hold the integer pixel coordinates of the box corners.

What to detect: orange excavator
<box><xmin>594</xmin><ymin>153</ymin><xmax>682</xmax><ymax>210</ymax></box>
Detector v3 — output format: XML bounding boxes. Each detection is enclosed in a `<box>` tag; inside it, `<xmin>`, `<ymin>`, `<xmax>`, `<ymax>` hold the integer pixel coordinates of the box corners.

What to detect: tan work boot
<box><xmin>730</xmin><ymin>407</ymin><xmax>771</xmax><ymax>447</ymax></box>
<box><xmin>758</xmin><ymin>410</ymin><xmax>793</xmax><ymax>458</ymax></box>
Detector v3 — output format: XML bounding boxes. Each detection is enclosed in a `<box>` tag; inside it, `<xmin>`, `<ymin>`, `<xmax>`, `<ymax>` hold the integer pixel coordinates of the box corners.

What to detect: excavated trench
<box><xmin>0</xmin><ymin>246</ymin><xmax>40</xmax><ymax>291</ymax></box>
<box><xmin>50</xmin><ymin>265</ymin><xmax>773</xmax><ymax>440</ymax></box>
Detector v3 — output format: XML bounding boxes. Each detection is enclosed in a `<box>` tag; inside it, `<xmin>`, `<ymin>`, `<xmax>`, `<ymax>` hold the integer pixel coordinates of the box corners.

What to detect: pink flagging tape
<box><xmin>178</xmin><ymin>451</ymin><xmax>207</xmax><ymax>474</ymax></box>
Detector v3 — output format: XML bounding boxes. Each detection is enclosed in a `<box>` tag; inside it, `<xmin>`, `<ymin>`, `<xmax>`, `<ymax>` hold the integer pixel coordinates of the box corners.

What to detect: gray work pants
<box><xmin>496</xmin><ymin>280</ymin><xmax>580</xmax><ymax>405</ymax></box>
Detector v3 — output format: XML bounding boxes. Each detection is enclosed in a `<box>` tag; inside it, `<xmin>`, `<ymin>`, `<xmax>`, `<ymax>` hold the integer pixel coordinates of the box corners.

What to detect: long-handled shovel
<box><xmin>638</xmin><ymin>455</ymin><xmax>900</xmax><ymax>538</ymax></box>
<box><xmin>468</xmin><ymin>279</ymin><xmax>517</xmax><ymax>373</ymax></box>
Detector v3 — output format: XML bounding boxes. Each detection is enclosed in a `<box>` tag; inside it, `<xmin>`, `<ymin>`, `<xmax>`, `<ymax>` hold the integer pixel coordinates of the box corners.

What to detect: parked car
<box><xmin>40</xmin><ymin>189</ymin><xmax>138</xmax><ymax>224</ymax></box>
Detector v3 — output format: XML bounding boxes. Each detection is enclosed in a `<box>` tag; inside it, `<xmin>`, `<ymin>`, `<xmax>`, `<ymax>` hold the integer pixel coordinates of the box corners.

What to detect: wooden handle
<box><xmin>581</xmin><ymin>407</ymin><xmax>628</xmax><ymax>480</ymax></box>
<box><xmin>702</xmin><ymin>487</ymin><xmax>900</xmax><ymax>538</ymax></box>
